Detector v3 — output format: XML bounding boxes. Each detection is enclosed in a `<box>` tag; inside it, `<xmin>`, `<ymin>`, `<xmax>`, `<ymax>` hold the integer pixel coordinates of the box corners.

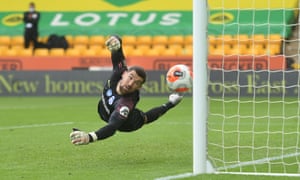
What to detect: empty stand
<box><xmin>65</xmin><ymin>48</ymin><xmax>80</xmax><ymax>56</ymax></box>
<box><xmin>19</xmin><ymin>48</ymin><xmax>33</xmax><ymax>56</ymax></box>
<box><xmin>169</xmin><ymin>35</ymin><xmax>185</xmax><ymax>46</ymax></box>
<box><xmin>73</xmin><ymin>35</ymin><xmax>89</xmax><ymax>46</ymax></box>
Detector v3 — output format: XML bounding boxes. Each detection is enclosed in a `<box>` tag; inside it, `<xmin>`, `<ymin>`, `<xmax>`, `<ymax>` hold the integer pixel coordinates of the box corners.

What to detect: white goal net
<box><xmin>206</xmin><ymin>0</ymin><xmax>300</xmax><ymax>176</ymax></box>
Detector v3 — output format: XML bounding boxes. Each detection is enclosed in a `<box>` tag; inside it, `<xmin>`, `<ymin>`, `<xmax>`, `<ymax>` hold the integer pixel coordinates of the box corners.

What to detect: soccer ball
<box><xmin>166</xmin><ymin>64</ymin><xmax>193</xmax><ymax>93</ymax></box>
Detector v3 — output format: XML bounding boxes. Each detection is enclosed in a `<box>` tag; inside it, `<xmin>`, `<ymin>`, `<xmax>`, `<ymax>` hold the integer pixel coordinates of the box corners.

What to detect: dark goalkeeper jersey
<box><xmin>96</xmin><ymin>45</ymin><xmax>143</xmax><ymax>138</ymax></box>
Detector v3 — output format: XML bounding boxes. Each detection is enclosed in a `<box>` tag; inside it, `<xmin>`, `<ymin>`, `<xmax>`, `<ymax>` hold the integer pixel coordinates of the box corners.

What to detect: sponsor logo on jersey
<box><xmin>108</xmin><ymin>96</ymin><xmax>115</xmax><ymax>105</ymax></box>
<box><xmin>106</xmin><ymin>89</ymin><xmax>112</xmax><ymax>96</ymax></box>
<box><xmin>119</xmin><ymin>106</ymin><xmax>129</xmax><ymax>118</ymax></box>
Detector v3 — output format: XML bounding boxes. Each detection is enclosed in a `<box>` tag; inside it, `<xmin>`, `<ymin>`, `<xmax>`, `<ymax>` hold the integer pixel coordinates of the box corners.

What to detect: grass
<box><xmin>0</xmin><ymin>96</ymin><xmax>299</xmax><ymax>180</ymax></box>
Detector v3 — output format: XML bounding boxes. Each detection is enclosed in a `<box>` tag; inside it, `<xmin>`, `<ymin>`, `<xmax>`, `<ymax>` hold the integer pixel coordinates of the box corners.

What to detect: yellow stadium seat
<box><xmin>215</xmin><ymin>34</ymin><xmax>233</xmax><ymax>46</ymax></box>
<box><xmin>65</xmin><ymin>35</ymin><xmax>74</xmax><ymax>47</ymax></box>
<box><xmin>233</xmin><ymin>34</ymin><xmax>250</xmax><ymax>46</ymax></box>
<box><xmin>230</xmin><ymin>44</ymin><xmax>248</xmax><ymax>55</ymax></box>
<box><xmin>152</xmin><ymin>35</ymin><xmax>168</xmax><ymax>46</ymax></box>
<box><xmin>2</xmin><ymin>49</ymin><xmax>17</xmax><ymax>56</ymax></box>
<box><xmin>208</xmin><ymin>35</ymin><xmax>217</xmax><ymax>46</ymax></box>
<box><xmin>122</xmin><ymin>35</ymin><xmax>137</xmax><ymax>46</ymax></box>
<box><xmin>73</xmin><ymin>44</ymin><xmax>87</xmax><ymax>55</ymax></box>
<box><xmin>162</xmin><ymin>48</ymin><xmax>177</xmax><ymax>56</ymax></box>
<box><xmin>89</xmin><ymin>45</ymin><xmax>103</xmax><ymax>54</ymax></box>
<box><xmin>73</xmin><ymin>35</ymin><xmax>89</xmax><ymax>46</ymax></box>
<box><xmin>265</xmin><ymin>44</ymin><xmax>281</xmax><ymax>55</ymax></box>
<box><xmin>168</xmin><ymin>44</ymin><xmax>183</xmax><ymax>55</ymax></box>
<box><xmin>83</xmin><ymin>49</ymin><xmax>97</xmax><ymax>56</ymax></box>
<box><xmin>122</xmin><ymin>45</ymin><xmax>135</xmax><ymax>55</ymax></box>
<box><xmin>19</xmin><ymin>48</ymin><xmax>33</xmax><ymax>56</ymax></box>
<box><xmin>98</xmin><ymin>48</ymin><xmax>110</xmax><ymax>57</ymax></box>
<box><xmin>49</xmin><ymin>48</ymin><xmax>65</xmax><ymax>56</ymax></box>
<box><xmin>253</xmin><ymin>34</ymin><xmax>265</xmax><ymax>43</ymax></box>
<box><xmin>152</xmin><ymin>44</ymin><xmax>167</xmax><ymax>54</ymax></box>
<box><xmin>11</xmin><ymin>36</ymin><xmax>24</xmax><ymax>46</ymax></box>
<box><xmin>66</xmin><ymin>48</ymin><xmax>80</xmax><ymax>56</ymax></box>
<box><xmin>136</xmin><ymin>36</ymin><xmax>152</xmax><ymax>45</ymax></box>
<box><xmin>267</xmin><ymin>34</ymin><xmax>282</xmax><ymax>45</ymax></box>
<box><xmin>168</xmin><ymin>35</ymin><xmax>184</xmax><ymax>46</ymax></box>
<box><xmin>34</xmin><ymin>48</ymin><xmax>49</xmax><ymax>56</ymax></box>
<box><xmin>89</xmin><ymin>35</ymin><xmax>105</xmax><ymax>46</ymax></box>
<box><xmin>0</xmin><ymin>36</ymin><xmax>11</xmax><ymax>46</ymax></box>
<box><xmin>135</xmin><ymin>44</ymin><xmax>151</xmax><ymax>54</ymax></box>
<box><xmin>128</xmin><ymin>49</ymin><xmax>143</xmax><ymax>56</ymax></box>
<box><xmin>144</xmin><ymin>48</ymin><xmax>160</xmax><ymax>56</ymax></box>
<box><xmin>184</xmin><ymin>35</ymin><xmax>193</xmax><ymax>46</ymax></box>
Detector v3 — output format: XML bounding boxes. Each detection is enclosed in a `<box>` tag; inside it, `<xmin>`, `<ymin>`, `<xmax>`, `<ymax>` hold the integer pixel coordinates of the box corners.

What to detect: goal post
<box><xmin>204</xmin><ymin>0</ymin><xmax>300</xmax><ymax>177</ymax></box>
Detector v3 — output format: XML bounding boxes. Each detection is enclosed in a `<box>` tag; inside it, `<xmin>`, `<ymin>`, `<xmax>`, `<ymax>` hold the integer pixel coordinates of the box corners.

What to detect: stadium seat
<box><xmin>265</xmin><ymin>44</ymin><xmax>281</xmax><ymax>55</ymax></box>
<box><xmin>184</xmin><ymin>35</ymin><xmax>193</xmax><ymax>46</ymax></box>
<box><xmin>65</xmin><ymin>48</ymin><xmax>80</xmax><ymax>56</ymax></box>
<box><xmin>181</xmin><ymin>46</ymin><xmax>193</xmax><ymax>56</ymax></box>
<box><xmin>73</xmin><ymin>44</ymin><xmax>87</xmax><ymax>55</ymax></box>
<box><xmin>208</xmin><ymin>35</ymin><xmax>217</xmax><ymax>46</ymax></box>
<box><xmin>251</xmin><ymin>34</ymin><xmax>266</xmax><ymax>46</ymax></box>
<box><xmin>162</xmin><ymin>48</ymin><xmax>177</xmax><ymax>56</ymax></box>
<box><xmin>34</xmin><ymin>48</ymin><xmax>49</xmax><ymax>56</ymax></box>
<box><xmin>168</xmin><ymin>44</ymin><xmax>183</xmax><ymax>55</ymax></box>
<box><xmin>83</xmin><ymin>48</ymin><xmax>96</xmax><ymax>56</ymax></box>
<box><xmin>122</xmin><ymin>45</ymin><xmax>135</xmax><ymax>55</ymax></box>
<box><xmin>233</xmin><ymin>34</ymin><xmax>250</xmax><ymax>46</ymax></box>
<box><xmin>144</xmin><ymin>48</ymin><xmax>160</xmax><ymax>56</ymax></box>
<box><xmin>49</xmin><ymin>48</ymin><xmax>65</xmax><ymax>56</ymax></box>
<box><xmin>2</xmin><ymin>49</ymin><xmax>17</xmax><ymax>56</ymax></box>
<box><xmin>135</xmin><ymin>44</ymin><xmax>151</xmax><ymax>54</ymax></box>
<box><xmin>11</xmin><ymin>36</ymin><xmax>24</xmax><ymax>46</ymax></box>
<box><xmin>168</xmin><ymin>35</ymin><xmax>184</xmax><ymax>46</ymax></box>
<box><xmin>136</xmin><ymin>35</ymin><xmax>152</xmax><ymax>46</ymax></box>
<box><xmin>89</xmin><ymin>35</ymin><xmax>105</xmax><ymax>47</ymax></box>
<box><xmin>0</xmin><ymin>36</ymin><xmax>11</xmax><ymax>46</ymax></box>
<box><xmin>216</xmin><ymin>35</ymin><xmax>233</xmax><ymax>46</ymax></box>
<box><xmin>152</xmin><ymin>35</ymin><xmax>168</xmax><ymax>46</ymax></box>
<box><xmin>122</xmin><ymin>35</ymin><xmax>137</xmax><ymax>46</ymax></box>
<box><xmin>65</xmin><ymin>35</ymin><xmax>74</xmax><ymax>47</ymax></box>
<box><xmin>73</xmin><ymin>35</ymin><xmax>89</xmax><ymax>46</ymax></box>
<box><xmin>89</xmin><ymin>45</ymin><xmax>103</xmax><ymax>54</ymax></box>
<box><xmin>19</xmin><ymin>48</ymin><xmax>33</xmax><ymax>56</ymax></box>
<box><xmin>230</xmin><ymin>44</ymin><xmax>247</xmax><ymax>55</ymax></box>
<box><xmin>267</xmin><ymin>34</ymin><xmax>282</xmax><ymax>45</ymax></box>
<box><xmin>127</xmin><ymin>49</ymin><xmax>144</xmax><ymax>56</ymax></box>
<box><xmin>152</xmin><ymin>44</ymin><xmax>167</xmax><ymax>54</ymax></box>
<box><xmin>98</xmin><ymin>48</ymin><xmax>110</xmax><ymax>57</ymax></box>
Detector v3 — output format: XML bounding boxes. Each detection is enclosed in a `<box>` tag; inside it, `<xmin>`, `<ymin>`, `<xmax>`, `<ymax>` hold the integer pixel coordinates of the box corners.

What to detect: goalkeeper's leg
<box><xmin>145</xmin><ymin>93</ymin><xmax>183</xmax><ymax>124</ymax></box>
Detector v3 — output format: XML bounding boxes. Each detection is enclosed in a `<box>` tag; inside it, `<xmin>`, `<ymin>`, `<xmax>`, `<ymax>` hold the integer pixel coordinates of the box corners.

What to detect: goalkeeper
<box><xmin>70</xmin><ymin>35</ymin><xmax>183</xmax><ymax>145</ymax></box>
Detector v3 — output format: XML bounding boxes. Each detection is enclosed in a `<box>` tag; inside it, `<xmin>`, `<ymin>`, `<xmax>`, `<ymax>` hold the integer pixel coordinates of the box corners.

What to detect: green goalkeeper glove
<box><xmin>70</xmin><ymin>128</ymin><xmax>97</xmax><ymax>145</ymax></box>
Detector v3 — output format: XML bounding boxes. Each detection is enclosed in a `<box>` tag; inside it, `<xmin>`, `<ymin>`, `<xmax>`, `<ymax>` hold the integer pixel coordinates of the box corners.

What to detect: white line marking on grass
<box><xmin>0</xmin><ymin>122</ymin><xmax>74</xmax><ymax>130</ymax></box>
<box><xmin>217</xmin><ymin>152</ymin><xmax>300</xmax><ymax>171</ymax></box>
<box><xmin>154</xmin><ymin>172</ymin><xmax>194</xmax><ymax>180</ymax></box>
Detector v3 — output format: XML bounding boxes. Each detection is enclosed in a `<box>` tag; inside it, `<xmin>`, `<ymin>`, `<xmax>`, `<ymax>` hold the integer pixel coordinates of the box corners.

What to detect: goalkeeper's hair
<box><xmin>128</xmin><ymin>66</ymin><xmax>147</xmax><ymax>84</ymax></box>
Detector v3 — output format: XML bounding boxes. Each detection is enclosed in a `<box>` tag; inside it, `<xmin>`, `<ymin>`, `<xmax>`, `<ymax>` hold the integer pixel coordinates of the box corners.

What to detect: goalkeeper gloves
<box><xmin>105</xmin><ymin>36</ymin><xmax>121</xmax><ymax>52</ymax></box>
<box><xmin>168</xmin><ymin>93</ymin><xmax>183</xmax><ymax>106</ymax></box>
<box><xmin>70</xmin><ymin>128</ymin><xmax>98</xmax><ymax>145</ymax></box>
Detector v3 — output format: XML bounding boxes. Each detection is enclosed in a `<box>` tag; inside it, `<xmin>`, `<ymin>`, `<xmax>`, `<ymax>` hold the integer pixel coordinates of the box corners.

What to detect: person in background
<box><xmin>23</xmin><ymin>2</ymin><xmax>40</xmax><ymax>48</ymax></box>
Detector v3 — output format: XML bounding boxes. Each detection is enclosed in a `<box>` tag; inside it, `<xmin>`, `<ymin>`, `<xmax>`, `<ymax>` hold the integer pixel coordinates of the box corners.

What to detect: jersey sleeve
<box><xmin>111</xmin><ymin>36</ymin><xmax>128</xmax><ymax>73</ymax></box>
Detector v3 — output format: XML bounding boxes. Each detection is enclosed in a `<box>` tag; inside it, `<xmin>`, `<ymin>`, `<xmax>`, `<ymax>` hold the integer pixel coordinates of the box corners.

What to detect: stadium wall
<box><xmin>0</xmin><ymin>70</ymin><xmax>298</xmax><ymax>97</ymax></box>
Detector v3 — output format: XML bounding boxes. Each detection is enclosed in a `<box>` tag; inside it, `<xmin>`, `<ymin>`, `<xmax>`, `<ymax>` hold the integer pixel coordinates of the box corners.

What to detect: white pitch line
<box><xmin>154</xmin><ymin>172</ymin><xmax>194</xmax><ymax>180</ymax></box>
<box><xmin>0</xmin><ymin>122</ymin><xmax>74</xmax><ymax>130</ymax></box>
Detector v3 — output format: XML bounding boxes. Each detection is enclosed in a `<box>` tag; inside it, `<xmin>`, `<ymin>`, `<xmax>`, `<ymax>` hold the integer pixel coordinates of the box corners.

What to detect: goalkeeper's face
<box><xmin>118</xmin><ymin>70</ymin><xmax>144</xmax><ymax>95</ymax></box>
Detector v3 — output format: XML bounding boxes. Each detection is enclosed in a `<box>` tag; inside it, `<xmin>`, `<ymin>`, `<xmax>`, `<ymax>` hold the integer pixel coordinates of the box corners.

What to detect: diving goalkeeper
<box><xmin>70</xmin><ymin>35</ymin><xmax>183</xmax><ymax>145</ymax></box>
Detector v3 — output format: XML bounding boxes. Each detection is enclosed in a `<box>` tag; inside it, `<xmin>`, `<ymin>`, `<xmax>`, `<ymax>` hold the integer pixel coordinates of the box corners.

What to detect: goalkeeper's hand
<box><xmin>168</xmin><ymin>93</ymin><xmax>183</xmax><ymax>106</ymax></box>
<box><xmin>105</xmin><ymin>35</ymin><xmax>121</xmax><ymax>52</ymax></box>
<box><xmin>70</xmin><ymin>128</ymin><xmax>97</xmax><ymax>145</ymax></box>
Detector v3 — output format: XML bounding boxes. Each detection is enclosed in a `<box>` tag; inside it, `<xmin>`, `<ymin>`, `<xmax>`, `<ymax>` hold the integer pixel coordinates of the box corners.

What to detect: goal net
<box><xmin>206</xmin><ymin>0</ymin><xmax>300</xmax><ymax>176</ymax></box>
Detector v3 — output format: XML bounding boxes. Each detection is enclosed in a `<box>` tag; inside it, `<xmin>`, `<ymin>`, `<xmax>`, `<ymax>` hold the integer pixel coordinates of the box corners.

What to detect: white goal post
<box><xmin>197</xmin><ymin>0</ymin><xmax>300</xmax><ymax>177</ymax></box>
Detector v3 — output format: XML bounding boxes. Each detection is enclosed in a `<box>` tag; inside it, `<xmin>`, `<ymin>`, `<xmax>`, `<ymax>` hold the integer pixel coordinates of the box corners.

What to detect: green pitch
<box><xmin>0</xmin><ymin>97</ymin><xmax>299</xmax><ymax>180</ymax></box>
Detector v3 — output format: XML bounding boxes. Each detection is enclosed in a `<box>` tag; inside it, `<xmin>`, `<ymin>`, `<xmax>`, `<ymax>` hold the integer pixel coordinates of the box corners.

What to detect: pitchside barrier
<box><xmin>0</xmin><ymin>70</ymin><xmax>298</xmax><ymax>97</ymax></box>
